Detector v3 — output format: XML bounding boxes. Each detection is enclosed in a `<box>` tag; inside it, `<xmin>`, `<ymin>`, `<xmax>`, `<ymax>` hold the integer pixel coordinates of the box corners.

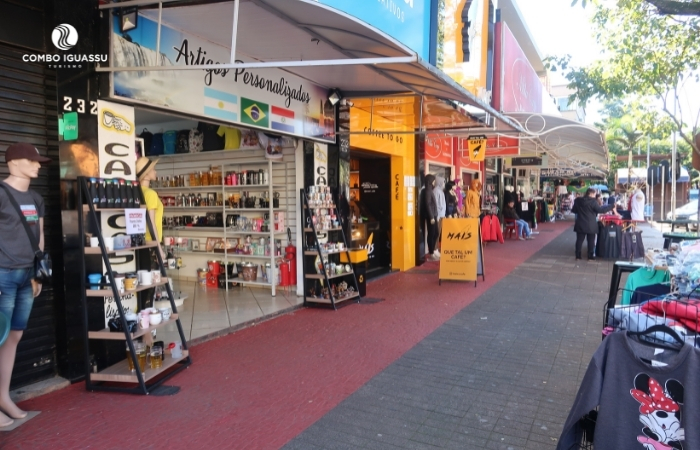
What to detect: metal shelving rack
<box><xmin>154</xmin><ymin>157</ymin><xmax>290</xmax><ymax>296</ymax></box>
<box><xmin>78</xmin><ymin>176</ymin><xmax>191</xmax><ymax>394</ymax></box>
<box><xmin>300</xmin><ymin>189</ymin><xmax>361</xmax><ymax>309</ymax></box>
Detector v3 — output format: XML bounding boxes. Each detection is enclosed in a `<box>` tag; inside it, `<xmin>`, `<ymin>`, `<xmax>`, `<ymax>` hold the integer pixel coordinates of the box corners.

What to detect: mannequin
<box><xmin>466</xmin><ymin>179</ymin><xmax>482</xmax><ymax>218</ymax></box>
<box><xmin>0</xmin><ymin>143</ymin><xmax>50</xmax><ymax>427</ymax></box>
<box><xmin>630</xmin><ymin>182</ymin><xmax>646</xmax><ymax>221</ymax></box>
<box><xmin>420</xmin><ymin>174</ymin><xmax>440</xmax><ymax>260</ymax></box>
<box><xmin>136</xmin><ymin>157</ymin><xmax>166</xmax><ymax>260</ymax></box>
<box><xmin>454</xmin><ymin>179</ymin><xmax>463</xmax><ymax>217</ymax></box>
<box><xmin>445</xmin><ymin>181</ymin><xmax>458</xmax><ymax>218</ymax></box>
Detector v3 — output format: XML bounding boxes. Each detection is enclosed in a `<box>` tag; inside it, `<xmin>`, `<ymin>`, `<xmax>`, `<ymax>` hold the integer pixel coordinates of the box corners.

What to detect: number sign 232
<box><xmin>63</xmin><ymin>96</ymin><xmax>97</xmax><ymax>115</ymax></box>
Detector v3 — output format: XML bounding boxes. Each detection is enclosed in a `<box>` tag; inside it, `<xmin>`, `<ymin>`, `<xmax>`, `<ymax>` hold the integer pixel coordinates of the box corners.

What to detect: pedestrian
<box><xmin>607</xmin><ymin>190</ymin><xmax>618</xmax><ymax>206</ymax></box>
<box><xmin>503</xmin><ymin>200</ymin><xmax>535</xmax><ymax>240</ymax></box>
<box><xmin>420</xmin><ymin>174</ymin><xmax>439</xmax><ymax>261</ymax></box>
<box><xmin>0</xmin><ymin>142</ymin><xmax>51</xmax><ymax>427</ymax></box>
<box><xmin>571</xmin><ymin>188</ymin><xmax>616</xmax><ymax>260</ymax></box>
<box><xmin>434</xmin><ymin>175</ymin><xmax>446</xmax><ymax>251</ymax></box>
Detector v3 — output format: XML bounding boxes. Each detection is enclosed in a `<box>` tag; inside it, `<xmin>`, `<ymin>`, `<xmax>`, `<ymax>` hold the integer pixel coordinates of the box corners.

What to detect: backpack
<box><xmin>176</xmin><ymin>130</ymin><xmax>189</xmax><ymax>154</ymax></box>
<box><xmin>139</xmin><ymin>129</ymin><xmax>154</xmax><ymax>156</ymax></box>
<box><xmin>150</xmin><ymin>132</ymin><xmax>164</xmax><ymax>156</ymax></box>
<box><xmin>163</xmin><ymin>130</ymin><xmax>177</xmax><ymax>155</ymax></box>
<box><xmin>189</xmin><ymin>128</ymin><xmax>203</xmax><ymax>153</ymax></box>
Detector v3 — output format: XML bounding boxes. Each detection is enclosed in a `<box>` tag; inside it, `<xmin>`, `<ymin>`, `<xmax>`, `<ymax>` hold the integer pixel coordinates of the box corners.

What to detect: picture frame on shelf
<box><xmin>190</xmin><ymin>239</ymin><xmax>200</xmax><ymax>251</ymax></box>
<box><xmin>206</xmin><ymin>237</ymin><xmax>223</xmax><ymax>252</ymax></box>
<box><xmin>226</xmin><ymin>238</ymin><xmax>238</xmax><ymax>249</ymax></box>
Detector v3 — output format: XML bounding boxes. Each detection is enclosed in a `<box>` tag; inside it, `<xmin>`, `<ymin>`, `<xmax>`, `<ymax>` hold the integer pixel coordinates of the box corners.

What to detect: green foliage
<box><xmin>555</xmin><ymin>0</ymin><xmax>700</xmax><ymax>157</ymax></box>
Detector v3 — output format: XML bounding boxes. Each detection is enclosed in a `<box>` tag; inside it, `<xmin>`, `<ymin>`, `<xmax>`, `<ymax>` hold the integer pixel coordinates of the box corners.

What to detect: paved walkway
<box><xmin>3</xmin><ymin>219</ymin><xmax>664</xmax><ymax>449</ymax></box>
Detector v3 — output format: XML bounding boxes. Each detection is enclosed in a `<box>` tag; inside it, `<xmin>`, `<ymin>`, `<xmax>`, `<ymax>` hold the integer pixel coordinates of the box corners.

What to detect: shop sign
<box><xmin>540</xmin><ymin>168</ymin><xmax>602</xmax><ymax>179</ymax></box>
<box><xmin>438</xmin><ymin>0</ymin><xmax>490</xmax><ymax>96</ymax></box>
<box><xmin>424</xmin><ymin>134</ymin><xmax>453</xmax><ymax>165</ymax></box>
<box><xmin>493</xmin><ymin>22</ymin><xmax>543</xmax><ymax>113</ymax></box>
<box><xmin>316</xmin><ymin>0</ymin><xmax>431</xmax><ymax>61</ymax></box>
<box><xmin>438</xmin><ymin>218</ymin><xmax>482</xmax><ymax>282</ymax></box>
<box><xmin>313</xmin><ymin>142</ymin><xmax>329</xmax><ymax>186</ymax></box>
<box><xmin>350</xmin><ymin>97</ymin><xmax>415</xmax><ymax>155</ymax></box>
<box><xmin>97</xmin><ymin>100</ymin><xmax>136</xmax><ymax>180</ymax></box>
<box><xmin>467</xmin><ymin>135</ymin><xmax>487</xmax><ymax>162</ymax></box>
<box><xmin>111</xmin><ymin>15</ymin><xmax>334</xmax><ymax>143</ymax></box>
<box><xmin>484</xmin><ymin>158</ymin><xmax>497</xmax><ymax>172</ymax></box>
<box><xmin>459</xmin><ymin>135</ymin><xmax>520</xmax><ymax>158</ymax></box>
<box><xmin>511</xmin><ymin>157</ymin><xmax>542</xmax><ymax>167</ymax></box>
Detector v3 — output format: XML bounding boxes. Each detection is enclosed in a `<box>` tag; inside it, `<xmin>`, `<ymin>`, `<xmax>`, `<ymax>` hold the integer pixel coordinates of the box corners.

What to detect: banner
<box><xmin>439</xmin><ymin>218</ymin><xmax>480</xmax><ymax>282</ymax></box>
<box><xmin>467</xmin><ymin>135</ymin><xmax>487</xmax><ymax>162</ymax></box>
<box><xmin>111</xmin><ymin>14</ymin><xmax>334</xmax><ymax>143</ymax></box>
<box><xmin>97</xmin><ymin>100</ymin><xmax>136</xmax><ymax>180</ymax></box>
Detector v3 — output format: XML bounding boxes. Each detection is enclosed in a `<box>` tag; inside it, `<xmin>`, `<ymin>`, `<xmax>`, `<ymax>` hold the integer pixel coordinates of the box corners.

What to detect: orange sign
<box><xmin>423</xmin><ymin>134</ymin><xmax>453</xmax><ymax>165</ymax></box>
<box><xmin>459</xmin><ymin>135</ymin><xmax>520</xmax><ymax>158</ymax></box>
<box><xmin>439</xmin><ymin>218</ymin><xmax>480</xmax><ymax>282</ymax></box>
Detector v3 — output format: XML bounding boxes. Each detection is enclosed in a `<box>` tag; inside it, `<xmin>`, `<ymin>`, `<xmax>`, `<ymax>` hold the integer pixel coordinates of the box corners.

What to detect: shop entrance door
<box><xmin>349</xmin><ymin>153</ymin><xmax>392</xmax><ymax>280</ymax></box>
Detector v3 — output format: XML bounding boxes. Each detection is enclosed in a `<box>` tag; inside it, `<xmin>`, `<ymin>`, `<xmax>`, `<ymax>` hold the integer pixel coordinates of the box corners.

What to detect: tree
<box><xmin>548</xmin><ymin>0</ymin><xmax>700</xmax><ymax>159</ymax></box>
<box><xmin>572</xmin><ymin>0</ymin><xmax>700</xmax><ymax>17</ymax></box>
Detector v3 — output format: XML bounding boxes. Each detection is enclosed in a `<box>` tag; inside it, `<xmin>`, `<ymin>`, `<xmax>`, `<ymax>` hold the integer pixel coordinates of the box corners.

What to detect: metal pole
<box><xmin>646</xmin><ymin>136</ymin><xmax>650</xmax><ymax>219</ymax></box>
<box><xmin>651</xmin><ymin>170</ymin><xmax>654</xmax><ymax>221</ymax></box>
<box><xmin>155</xmin><ymin>2</ymin><xmax>162</xmax><ymax>60</ymax></box>
<box><xmin>671</xmin><ymin>86</ymin><xmax>678</xmax><ymax>220</ymax></box>
<box><xmin>662</xmin><ymin>168</ymin><xmax>666</xmax><ymax>221</ymax></box>
<box><xmin>230</xmin><ymin>0</ymin><xmax>240</xmax><ymax>63</ymax></box>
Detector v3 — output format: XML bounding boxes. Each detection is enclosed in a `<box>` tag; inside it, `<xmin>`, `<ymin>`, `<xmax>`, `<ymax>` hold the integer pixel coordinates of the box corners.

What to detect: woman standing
<box><xmin>0</xmin><ymin>143</ymin><xmax>50</xmax><ymax>427</ymax></box>
<box><xmin>572</xmin><ymin>188</ymin><xmax>616</xmax><ymax>260</ymax></box>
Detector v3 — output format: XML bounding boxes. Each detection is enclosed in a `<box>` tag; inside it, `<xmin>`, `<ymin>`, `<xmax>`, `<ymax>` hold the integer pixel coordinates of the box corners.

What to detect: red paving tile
<box><xmin>2</xmin><ymin>221</ymin><xmax>570</xmax><ymax>449</ymax></box>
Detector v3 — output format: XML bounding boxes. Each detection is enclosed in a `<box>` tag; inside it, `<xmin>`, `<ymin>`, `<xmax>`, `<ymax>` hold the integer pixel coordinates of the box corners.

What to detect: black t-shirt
<box><xmin>0</xmin><ymin>182</ymin><xmax>44</xmax><ymax>268</ymax></box>
<box><xmin>197</xmin><ymin>122</ymin><xmax>224</xmax><ymax>151</ymax></box>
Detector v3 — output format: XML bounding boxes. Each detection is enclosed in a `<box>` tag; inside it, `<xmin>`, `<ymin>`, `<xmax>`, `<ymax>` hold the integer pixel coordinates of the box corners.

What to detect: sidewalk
<box><xmin>3</xmin><ymin>220</ymin><xmax>596</xmax><ymax>449</ymax></box>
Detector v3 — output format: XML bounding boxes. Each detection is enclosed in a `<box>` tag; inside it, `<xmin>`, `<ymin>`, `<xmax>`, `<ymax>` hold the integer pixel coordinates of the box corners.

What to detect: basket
<box><xmin>242</xmin><ymin>264</ymin><xmax>258</xmax><ymax>281</ymax></box>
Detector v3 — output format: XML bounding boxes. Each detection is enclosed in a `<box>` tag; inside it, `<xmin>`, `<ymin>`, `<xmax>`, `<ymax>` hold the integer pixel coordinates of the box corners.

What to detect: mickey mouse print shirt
<box><xmin>0</xmin><ymin>181</ymin><xmax>44</xmax><ymax>269</ymax></box>
<box><xmin>557</xmin><ymin>332</ymin><xmax>700</xmax><ymax>450</ymax></box>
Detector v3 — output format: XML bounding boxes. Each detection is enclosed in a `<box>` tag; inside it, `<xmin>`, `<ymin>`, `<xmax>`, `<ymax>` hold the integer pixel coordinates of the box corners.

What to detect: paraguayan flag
<box><xmin>203</xmin><ymin>87</ymin><xmax>238</xmax><ymax>122</ymax></box>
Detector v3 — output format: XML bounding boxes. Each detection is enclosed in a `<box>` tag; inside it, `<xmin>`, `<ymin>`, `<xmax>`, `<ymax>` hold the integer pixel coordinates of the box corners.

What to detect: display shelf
<box><xmin>304</xmin><ymin>227</ymin><xmax>343</xmax><ymax>232</ymax></box>
<box><xmin>163</xmin><ymin>206</ymin><xmax>223</xmax><ymax>211</ymax></box>
<box><xmin>164</xmin><ymin>226</ymin><xmax>225</xmax><ymax>232</ymax></box>
<box><xmin>82</xmin><ymin>206</ymin><xmax>146</xmax><ymax>212</ymax></box>
<box><xmin>223</xmin><ymin>184</ymin><xmax>285</xmax><ymax>190</ymax></box>
<box><xmin>224</xmin><ymin>208</ymin><xmax>283</xmax><ymax>212</ymax></box>
<box><xmin>89</xmin><ymin>350</ymin><xmax>190</xmax><ymax>383</ymax></box>
<box><xmin>84</xmin><ymin>242</ymin><xmax>159</xmax><ymax>255</ymax></box>
<box><xmin>227</xmin><ymin>231</ymin><xmax>287</xmax><ymax>235</ymax></box>
<box><xmin>305</xmin><ymin>292</ymin><xmax>359</xmax><ymax>305</ymax></box>
<box><xmin>305</xmin><ymin>272</ymin><xmax>353</xmax><ymax>280</ymax></box>
<box><xmin>87</xmin><ymin>314</ymin><xmax>180</xmax><ymax>340</ymax></box>
<box><xmin>153</xmin><ymin>185</ymin><xmax>224</xmax><ymax>191</ymax></box>
<box><xmin>85</xmin><ymin>278</ymin><xmax>170</xmax><ymax>297</ymax></box>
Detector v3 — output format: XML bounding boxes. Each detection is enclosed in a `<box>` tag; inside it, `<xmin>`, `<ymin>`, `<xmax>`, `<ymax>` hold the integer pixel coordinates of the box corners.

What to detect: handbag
<box><xmin>0</xmin><ymin>184</ymin><xmax>51</xmax><ymax>283</ymax></box>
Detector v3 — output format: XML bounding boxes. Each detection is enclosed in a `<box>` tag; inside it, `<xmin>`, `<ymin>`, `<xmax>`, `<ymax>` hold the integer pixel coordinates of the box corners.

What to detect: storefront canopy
<box><xmin>617</xmin><ymin>167</ymin><xmax>690</xmax><ymax>185</ymax></box>
<box><xmin>99</xmin><ymin>0</ymin><xmax>520</xmax><ymax>133</ymax></box>
<box><xmin>503</xmin><ymin>113</ymin><xmax>609</xmax><ymax>172</ymax></box>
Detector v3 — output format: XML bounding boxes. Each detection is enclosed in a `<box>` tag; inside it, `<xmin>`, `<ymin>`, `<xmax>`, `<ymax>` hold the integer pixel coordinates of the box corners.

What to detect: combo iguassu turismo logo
<box><xmin>22</xmin><ymin>23</ymin><xmax>108</xmax><ymax>68</ymax></box>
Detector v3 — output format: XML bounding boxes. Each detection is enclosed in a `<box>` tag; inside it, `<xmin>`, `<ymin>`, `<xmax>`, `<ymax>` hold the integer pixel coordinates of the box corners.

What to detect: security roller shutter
<box><xmin>0</xmin><ymin>43</ymin><xmax>61</xmax><ymax>389</ymax></box>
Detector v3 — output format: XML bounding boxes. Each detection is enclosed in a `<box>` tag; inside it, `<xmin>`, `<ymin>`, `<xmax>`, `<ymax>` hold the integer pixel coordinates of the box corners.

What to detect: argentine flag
<box><xmin>204</xmin><ymin>87</ymin><xmax>238</xmax><ymax>122</ymax></box>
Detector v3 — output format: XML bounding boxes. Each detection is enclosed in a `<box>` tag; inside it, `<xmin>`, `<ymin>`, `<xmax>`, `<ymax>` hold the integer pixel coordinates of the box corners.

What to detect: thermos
<box><xmin>89</xmin><ymin>178</ymin><xmax>99</xmax><ymax>206</ymax></box>
<box><xmin>132</xmin><ymin>181</ymin><xmax>141</xmax><ymax>208</ymax></box>
<box><xmin>98</xmin><ymin>179</ymin><xmax>107</xmax><ymax>208</ymax></box>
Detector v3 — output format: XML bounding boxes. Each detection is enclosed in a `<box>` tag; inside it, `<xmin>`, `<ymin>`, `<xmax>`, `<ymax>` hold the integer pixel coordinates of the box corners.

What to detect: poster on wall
<box><xmin>97</xmin><ymin>100</ymin><xmax>137</xmax><ymax>181</ymax></box>
<box><xmin>112</xmin><ymin>14</ymin><xmax>335</xmax><ymax>143</ymax></box>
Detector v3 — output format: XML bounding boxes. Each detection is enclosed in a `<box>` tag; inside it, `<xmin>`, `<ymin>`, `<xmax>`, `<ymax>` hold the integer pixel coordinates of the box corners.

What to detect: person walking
<box><xmin>0</xmin><ymin>143</ymin><xmax>51</xmax><ymax>427</ymax></box>
<box><xmin>420</xmin><ymin>174</ymin><xmax>439</xmax><ymax>261</ymax></box>
<box><xmin>572</xmin><ymin>188</ymin><xmax>616</xmax><ymax>260</ymax></box>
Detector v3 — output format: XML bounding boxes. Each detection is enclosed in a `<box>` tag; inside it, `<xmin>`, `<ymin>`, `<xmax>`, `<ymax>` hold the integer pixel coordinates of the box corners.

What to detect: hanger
<box><xmin>627</xmin><ymin>324</ymin><xmax>685</xmax><ymax>351</ymax></box>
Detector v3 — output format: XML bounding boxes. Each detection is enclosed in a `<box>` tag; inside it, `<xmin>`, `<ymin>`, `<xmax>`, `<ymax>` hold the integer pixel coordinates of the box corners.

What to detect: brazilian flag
<box><xmin>241</xmin><ymin>97</ymin><xmax>269</xmax><ymax>128</ymax></box>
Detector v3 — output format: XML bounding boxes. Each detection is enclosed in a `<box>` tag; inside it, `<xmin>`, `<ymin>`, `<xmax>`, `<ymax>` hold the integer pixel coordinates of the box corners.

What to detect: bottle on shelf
<box><xmin>114</xmin><ymin>180</ymin><xmax>122</xmax><ymax>209</ymax></box>
<box><xmin>132</xmin><ymin>181</ymin><xmax>141</xmax><ymax>208</ymax></box>
<box><xmin>106</xmin><ymin>180</ymin><xmax>115</xmax><ymax>208</ymax></box>
<box><xmin>125</xmin><ymin>180</ymin><xmax>134</xmax><ymax>208</ymax></box>
<box><xmin>98</xmin><ymin>179</ymin><xmax>107</xmax><ymax>208</ymax></box>
<box><xmin>89</xmin><ymin>177</ymin><xmax>99</xmax><ymax>206</ymax></box>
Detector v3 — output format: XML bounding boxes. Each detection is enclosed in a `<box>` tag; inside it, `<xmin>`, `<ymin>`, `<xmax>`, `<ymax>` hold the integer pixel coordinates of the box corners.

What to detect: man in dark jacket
<box><xmin>420</xmin><ymin>174</ymin><xmax>439</xmax><ymax>261</ymax></box>
<box><xmin>572</xmin><ymin>188</ymin><xmax>616</xmax><ymax>260</ymax></box>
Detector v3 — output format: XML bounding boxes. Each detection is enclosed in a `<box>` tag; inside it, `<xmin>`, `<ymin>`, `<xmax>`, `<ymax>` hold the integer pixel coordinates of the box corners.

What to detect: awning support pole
<box><xmin>230</xmin><ymin>0</ymin><xmax>240</xmax><ymax>64</ymax></box>
<box><xmin>155</xmin><ymin>2</ymin><xmax>162</xmax><ymax>61</ymax></box>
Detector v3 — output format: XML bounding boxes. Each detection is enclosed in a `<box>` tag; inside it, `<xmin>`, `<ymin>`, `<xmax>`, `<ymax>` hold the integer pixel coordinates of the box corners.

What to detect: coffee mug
<box><xmin>114</xmin><ymin>275</ymin><xmax>125</xmax><ymax>293</ymax></box>
<box><xmin>151</xmin><ymin>270</ymin><xmax>162</xmax><ymax>283</ymax></box>
<box><xmin>164</xmin><ymin>236</ymin><xmax>174</xmax><ymax>246</ymax></box>
<box><xmin>159</xmin><ymin>307</ymin><xmax>172</xmax><ymax>321</ymax></box>
<box><xmin>124</xmin><ymin>276</ymin><xmax>138</xmax><ymax>290</ymax></box>
<box><xmin>170</xmin><ymin>341</ymin><xmax>183</xmax><ymax>358</ymax></box>
<box><xmin>90</xmin><ymin>237</ymin><xmax>99</xmax><ymax>247</ymax></box>
<box><xmin>137</xmin><ymin>270</ymin><xmax>152</xmax><ymax>286</ymax></box>
<box><xmin>138</xmin><ymin>312</ymin><xmax>150</xmax><ymax>329</ymax></box>
<box><xmin>104</xmin><ymin>236</ymin><xmax>114</xmax><ymax>251</ymax></box>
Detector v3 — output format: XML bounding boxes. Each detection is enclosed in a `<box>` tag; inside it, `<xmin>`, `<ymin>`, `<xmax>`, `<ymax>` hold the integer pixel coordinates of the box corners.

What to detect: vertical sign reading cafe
<box><xmin>110</xmin><ymin>14</ymin><xmax>335</xmax><ymax>143</ymax></box>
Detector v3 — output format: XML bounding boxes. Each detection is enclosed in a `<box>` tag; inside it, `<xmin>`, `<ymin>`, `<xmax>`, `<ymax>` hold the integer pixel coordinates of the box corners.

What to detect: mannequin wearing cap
<box><xmin>0</xmin><ymin>143</ymin><xmax>50</xmax><ymax>426</ymax></box>
<box><xmin>136</xmin><ymin>157</ymin><xmax>165</xmax><ymax>260</ymax></box>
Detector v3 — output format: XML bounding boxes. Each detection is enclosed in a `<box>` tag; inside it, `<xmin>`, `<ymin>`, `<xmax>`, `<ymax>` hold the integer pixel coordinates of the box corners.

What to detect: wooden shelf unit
<box><xmin>84</xmin><ymin>241</ymin><xmax>159</xmax><ymax>255</ymax></box>
<box><xmin>88</xmin><ymin>314</ymin><xmax>180</xmax><ymax>340</ymax></box>
<box><xmin>85</xmin><ymin>278</ymin><xmax>170</xmax><ymax>297</ymax></box>
<box><xmin>89</xmin><ymin>350</ymin><xmax>190</xmax><ymax>383</ymax></box>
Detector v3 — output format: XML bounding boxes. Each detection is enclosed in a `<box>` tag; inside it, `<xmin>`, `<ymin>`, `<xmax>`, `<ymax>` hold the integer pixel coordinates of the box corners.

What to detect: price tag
<box><xmin>125</xmin><ymin>208</ymin><xmax>147</xmax><ymax>234</ymax></box>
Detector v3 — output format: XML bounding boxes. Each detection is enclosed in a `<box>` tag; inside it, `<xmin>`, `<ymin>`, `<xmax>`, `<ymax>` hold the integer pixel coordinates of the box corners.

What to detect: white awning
<box><xmin>100</xmin><ymin>0</ymin><xmax>521</xmax><ymax>133</ymax></box>
<box><xmin>617</xmin><ymin>167</ymin><xmax>690</xmax><ymax>184</ymax></box>
<box><xmin>502</xmin><ymin>113</ymin><xmax>609</xmax><ymax>171</ymax></box>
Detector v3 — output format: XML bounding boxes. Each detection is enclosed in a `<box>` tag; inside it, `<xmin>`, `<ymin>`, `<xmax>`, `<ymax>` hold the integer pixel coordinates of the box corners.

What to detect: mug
<box><xmin>124</xmin><ymin>276</ymin><xmax>138</xmax><ymax>290</ymax></box>
<box><xmin>90</xmin><ymin>237</ymin><xmax>99</xmax><ymax>247</ymax></box>
<box><xmin>113</xmin><ymin>275</ymin><xmax>125</xmax><ymax>293</ymax></box>
<box><xmin>149</xmin><ymin>312</ymin><xmax>162</xmax><ymax>326</ymax></box>
<box><xmin>138</xmin><ymin>312</ymin><xmax>150</xmax><ymax>329</ymax></box>
<box><xmin>164</xmin><ymin>236</ymin><xmax>174</xmax><ymax>246</ymax></box>
<box><xmin>158</xmin><ymin>307</ymin><xmax>172</xmax><ymax>321</ymax></box>
<box><xmin>151</xmin><ymin>271</ymin><xmax>162</xmax><ymax>283</ymax></box>
<box><xmin>103</xmin><ymin>236</ymin><xmax>114</xmax><ymax>251</ymax></box>
<box><xmin>170</xmin><ymin>341</ymin><xmax>183</xmax><ymax>358</ymax></box>
<box><xmin>138</xmin><ymin>270</ymin><xmax>153</xmax><ymax>286</ymax></box>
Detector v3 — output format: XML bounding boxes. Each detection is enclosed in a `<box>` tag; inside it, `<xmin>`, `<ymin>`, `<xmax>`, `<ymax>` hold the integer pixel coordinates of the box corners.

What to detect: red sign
<box><xmin>492</xmin><ymin>22</ymin><xmax>543</xmax><ymax>113</ymax></box>
<box><xmin>458</xmin><ymin>136</ymin><xmax>519</xmax><ymax>157</ymax></box>
<box><xmin>423</xmin><ymin>134</ymin><xmax>453</xmax><ymax>165</ymax></box>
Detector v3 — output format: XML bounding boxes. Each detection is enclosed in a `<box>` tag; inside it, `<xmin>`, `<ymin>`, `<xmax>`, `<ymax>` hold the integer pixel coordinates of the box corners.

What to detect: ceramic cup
<box><xmin>87</xmin><ymin>273</ymin><xmax>102</xmax><ymax>290</ymax></box>
<box><xmin>138</xmin><ymin>312</ymin><xmax>150</xmax><ymax>329</ymax></box>
<box><xmin>151</xmin><ymin>270</ymin><xmax>162</xmax><ymax>283</ymax></box>
<box><xmin>170</xmin><ymin>341</ymin><xmax>183</xmax><ymax>358</ymax></box>
<box><xmin>103</xmin><ymin>237</ymin><xmax>114</xmax><ymax>251</ymax></box>
<box><xmin>124</xmin><ymin>276</ymin><xmax>138</xmax><ymax>290</ymax></box>
<box><xmin>125</xmin><ymin>311</ymin><xmax>138</xmax><ymax>322</ymax></box>
<box><xmin>90</xmin><ymin>237</ymin><xmax>99</xmax><ymax>247</ymax></box>
<box><xmin>113</xmin><ymin>275</ymin><xmax>125</xmax><ymax>293</ymax></box>
<box><xmin>149</xmin><ymin>312</ymin><xmax>162</xmax><ymax>326</ymax></box>
<box><xmin>158</xmin><ymin>307</ymin><xmax>172</xmax><ymax>321</ymax></box>
<box><xmin>164</xmin><ymin>236</ymin><xmax>174</xmax><ymax>246</ymax></box>
<box><xmin>137</xmin><ymin>270</ymin><xmax>152</xmax><ymax>286</ymax></box>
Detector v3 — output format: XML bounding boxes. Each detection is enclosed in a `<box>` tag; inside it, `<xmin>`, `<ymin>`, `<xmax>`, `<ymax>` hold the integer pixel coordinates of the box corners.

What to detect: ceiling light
<box><xmin>328</xmin><ymin>89</ymin><xmax>342</xmax><ymax>106</ymax></box>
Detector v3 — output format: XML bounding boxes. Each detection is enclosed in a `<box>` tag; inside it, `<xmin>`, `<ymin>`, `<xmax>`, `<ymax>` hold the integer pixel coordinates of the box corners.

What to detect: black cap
<box><xmin>5</xmin><ymin>143</ymin><xmax>51</xmax><ymax>164</ymax></box>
